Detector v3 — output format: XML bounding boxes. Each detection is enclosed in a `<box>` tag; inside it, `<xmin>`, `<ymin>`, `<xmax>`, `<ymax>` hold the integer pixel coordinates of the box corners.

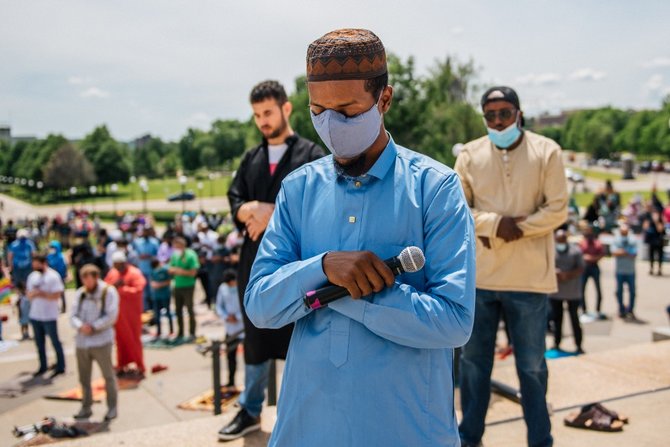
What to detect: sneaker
<box><xmin>218</xmin><ymin>408</ymin><xmax>261</xmax><ymax>441</ymax></box>
<box><xmin>74</xmin><ymin>408</ymin><xmax>93</xmax><ymax>419</ymax></box>
<box><xmin>104</xmin><ymin>407</ymin><xmax>118</xmax><ymax>421</ymax></box>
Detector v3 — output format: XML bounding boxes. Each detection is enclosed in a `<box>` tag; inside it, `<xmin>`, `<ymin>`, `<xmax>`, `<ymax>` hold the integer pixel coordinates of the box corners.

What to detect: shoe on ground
<box><xmin>74</xmin><ymin>408</ymin><xmax>93</xmax><ymax>419</ymax></box>
<box><xmin>48</xmin><ymin>370</ymin><xmax>65</xmax><ymax>379</ymax></box>
<box><xmin>104</xmin><ymin>407</ymin><xmax>118</xmax><ymax>421</ymax></box>
<box><xmin>218</xmin><ymin>408</ymin><xmax>261</xmax><ymax>441</ymax></box>
<box><xmin>32</xmin><ymin>369</ymin><xmax>47</xmax><ymax>378</ymax></box>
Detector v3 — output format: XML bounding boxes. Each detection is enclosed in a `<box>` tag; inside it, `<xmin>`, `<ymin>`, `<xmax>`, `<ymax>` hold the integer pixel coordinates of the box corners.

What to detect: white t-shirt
<box><xmin>268</xmin><ymin>143</ymin><xmax>288</xmax><ymax>175</ymax></box>
<box><xmin>27</xmin><ymin>268</ymin><xmax>65</xmax><ymax>321</ymax></box>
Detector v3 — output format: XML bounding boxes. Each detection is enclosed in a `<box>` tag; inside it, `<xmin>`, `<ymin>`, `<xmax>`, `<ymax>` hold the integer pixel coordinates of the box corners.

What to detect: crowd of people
<box><xmin>2</xmin><ymin>28</ymin><xmax>670</xmax><ymax>447</ymax></box>
<box><xmin>0</xmin><ymin>208</ymin><xmax>247</xmax><ymax>420</ymax></box>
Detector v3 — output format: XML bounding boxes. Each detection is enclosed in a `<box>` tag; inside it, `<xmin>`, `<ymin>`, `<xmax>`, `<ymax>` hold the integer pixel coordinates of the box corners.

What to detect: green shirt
<box><xmin>169</xmin><ymin>249</ymin><xmax>200</xmax><ymax>288</ymax></box>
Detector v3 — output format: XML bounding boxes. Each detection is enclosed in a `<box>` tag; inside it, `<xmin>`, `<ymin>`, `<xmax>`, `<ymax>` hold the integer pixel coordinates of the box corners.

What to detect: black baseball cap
<box><xmin>480</xmin><ymin>86</ymin><xmax>521</xmax><ymax>110</ymax></box>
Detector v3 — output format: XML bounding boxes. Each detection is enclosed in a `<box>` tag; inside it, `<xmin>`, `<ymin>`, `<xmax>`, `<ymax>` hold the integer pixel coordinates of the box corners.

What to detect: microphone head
<box><xmin>398</xmin><ymin>246</ymin><xmax>425</xmax><ymax>273</ymax></box>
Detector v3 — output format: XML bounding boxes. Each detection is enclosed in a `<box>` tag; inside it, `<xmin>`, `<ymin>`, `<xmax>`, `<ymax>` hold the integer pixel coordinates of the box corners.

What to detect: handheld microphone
<box><xmin>303</xmin><ymin>246</ymin><xmax>425</xmax><ymax>310</ymax></box>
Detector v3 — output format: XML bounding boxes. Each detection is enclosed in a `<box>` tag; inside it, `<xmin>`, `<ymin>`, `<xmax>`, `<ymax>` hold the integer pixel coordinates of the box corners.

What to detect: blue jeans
<box><xmin>459</xmin><ymin>290</ymin><xmax>552</xmax><ymax>447</ymax></box>
<box><xmin>142</xmin><ymin>272</ymin><xmax>153</xmax><ymax>311</ymax></box>
<box><xmin>153</xmin><ymin>297</ymin><xmax>173</xmax><ymax>336</ymax></box>
<box><xmin>615</xmin><ymin>273</ymin><xmax>636</xmax><ymax>315</ymax></box>
<box><xmin>31</xmin><ymin>319</ymin><xmax>65</xmax><ymax>373</ymax></box>
<box><xmin>581</xmin><ymin>263</ymin><xmax>602</xmax><ymax>313</ymax></box>
<box><xmin>238</xmin><ymin>360</ymin><xmax>270</xmax><ymax>417</ymax></box>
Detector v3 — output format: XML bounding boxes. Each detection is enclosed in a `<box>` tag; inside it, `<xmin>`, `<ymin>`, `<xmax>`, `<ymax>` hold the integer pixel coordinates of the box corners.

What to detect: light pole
<box><xmin>179</xmin><ymin>175</ymin><xmax>188</xmax><ymax>214</ymax></box>
<box><xmin>110</xmin><ymin>183</ymin><xmax>118</xmax><ymax>214</ymax></box>
<box><xmin>89</xmin><ymin>185</ymin><xmax>97</xmax><ymax>212</ymax></box>
<box><xmin>197</xmin><ymin>181</ymin><xmax>204</xmax><ymax>210</ymax></box>
<box><xmin>70</xmin><ymin>186</ymin><xmax>77</xmax><ymax>209</ymax></box>
<box><xmin>208</xmin><ymin>172</ymin><xmax>215</xmax><ymax>197</ymax></box>
<box><xmin>139</xmin><ymin>179</ymin><xmax>148</xmax><ymax>214</ymax></box>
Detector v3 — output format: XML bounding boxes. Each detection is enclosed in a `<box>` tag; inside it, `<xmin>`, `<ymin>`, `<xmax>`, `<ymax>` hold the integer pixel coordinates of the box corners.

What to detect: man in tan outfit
<box><xmin>455</xmin><ymin>86</ymin><xmax>567</xmax><ymax>447</ymax></box>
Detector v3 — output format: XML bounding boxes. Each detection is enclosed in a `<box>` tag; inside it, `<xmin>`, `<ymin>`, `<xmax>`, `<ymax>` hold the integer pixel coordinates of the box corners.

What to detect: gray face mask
<box><xmin>310</xmin><ymin>97</ymin><xmax>382</xmax><ymax>159</ymax></box>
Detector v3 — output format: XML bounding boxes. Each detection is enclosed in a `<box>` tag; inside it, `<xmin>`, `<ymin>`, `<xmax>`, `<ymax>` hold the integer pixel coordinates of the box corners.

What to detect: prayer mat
<box><xmin>143</xmin><ymin>337</ymin><xmax>187</xmax><ymax>350</ymax></box>
<box><xmin>545</xmin><ymin>348</ymin><xmax>580</xmax><ymax>359</ymax></box>
<box><xmin>177</xmin><ymin>386</ymin><xmax>240</xmax><ymax>412</ymax></box>
<box><xmin>141</xmin><ymin>311</ymin><xmax>154</xmax><ymax>325</ymax></box>
<box><xmin>44</xmin><ymin>378</ymin><xmax>106</xmax><ymax>402</ymax></box>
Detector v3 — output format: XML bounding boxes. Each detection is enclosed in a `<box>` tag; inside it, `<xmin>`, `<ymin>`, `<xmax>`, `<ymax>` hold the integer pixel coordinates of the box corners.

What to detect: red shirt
<box><xmin>579</xmin><ymin>238</ymin><xmax>604</xmax><ymax>265</ymax></box>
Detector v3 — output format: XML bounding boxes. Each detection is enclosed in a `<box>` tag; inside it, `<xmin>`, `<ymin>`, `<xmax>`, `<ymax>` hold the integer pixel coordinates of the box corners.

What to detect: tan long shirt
<box><xmin>454</xmin><ymin>131</ymin><xmax>568</xmax><ymax>294</ymax></box>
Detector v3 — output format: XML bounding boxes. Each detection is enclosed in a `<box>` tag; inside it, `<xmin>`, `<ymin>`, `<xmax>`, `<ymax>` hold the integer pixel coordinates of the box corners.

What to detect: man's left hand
<box><xmin>80</xmin><ymin>324</ymin><xmax>94</xmax><ymax>335</ymax></box>
<box><xmin>245</xmin><ymin>203</ymin><xmax>275</xmax><ymax>241</ymax></box>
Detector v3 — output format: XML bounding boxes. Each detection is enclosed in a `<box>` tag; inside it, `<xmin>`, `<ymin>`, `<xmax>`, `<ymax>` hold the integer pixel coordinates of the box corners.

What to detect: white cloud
<box><xmin>515</xmin><ymin>72</ymin><xmax>562</xmax><ymax>86</ymax></box>
<box><xmin>568</xmin><ymin>68</ymin><xmax>606</xmax><ymax>82</ymax></box>
<box><xmin>184</xmin><ymin>112</ymin><xmax>211</xmax><ymax>130</ymax></box>
<box><xmin>451</xmin><ymin>27</ymin><xmax>464</xmax><ymax>36</ymax></box>
<box><xmin>646</xmin><ymin>74</ymin><xmax>664</xmax><ymax>91</ymax></box>
<box><xmin>68</xmin><ymin>76</ymin><xmax>84</xmax><ymax>85</ymax></box>
<box><xmin>643</xmin><ymin>57</ymin><xmax>670</xmax><ymax>68</ymax></box>
<box><xmin>67</xmin><ymin>76</ymin><xmax>92</xmax><ymax>85</ymax></box>
<box><xmin>80</xmin><ymin>87</ymin><xmax>110</xmax><ymax>99</ymax></box>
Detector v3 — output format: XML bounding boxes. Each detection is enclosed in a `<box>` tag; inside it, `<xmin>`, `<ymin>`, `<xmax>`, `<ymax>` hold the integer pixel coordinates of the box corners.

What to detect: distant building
<box><xmin>0</xmin><ymin>125</ymin><xmax>10</xmax><ymax>144</ymax></box>
<box><xmin>128</xmin><ymin>134</ymin><xmax>152</xmax><ymax>150</ymax></box>
<box><xmin>533</xmin><ymin>111</ymin><xmax>574</xmax><ymax>129</ymax></box>
<box><xmin>0</xmin><ymin>125</ymin><xmax>37</xmax><ymax>145</ymax></box>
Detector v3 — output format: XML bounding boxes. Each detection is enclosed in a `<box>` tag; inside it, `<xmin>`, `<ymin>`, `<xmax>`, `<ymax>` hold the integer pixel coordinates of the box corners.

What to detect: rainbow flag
<box><xmin>0</xmin><ymin>277</ymin><xmax>12</xmax><ymax>305</ymax></box>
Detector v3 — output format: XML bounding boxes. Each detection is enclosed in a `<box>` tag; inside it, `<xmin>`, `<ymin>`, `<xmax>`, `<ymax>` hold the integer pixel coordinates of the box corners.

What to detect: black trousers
<box><xmin>648</xmin><ymin>243</ymin><xmax>664</xmax><ymax>272</ymax></box>
<box><xmin>550</xmin><ymin>299</ymin><xmax>582</xmax><ymax>350</ymax></box>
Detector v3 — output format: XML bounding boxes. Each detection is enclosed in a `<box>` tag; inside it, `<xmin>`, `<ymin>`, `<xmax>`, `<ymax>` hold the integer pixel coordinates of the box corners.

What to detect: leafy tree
<box><xmin>43</xmin><ymin>143</ymin><xmax>96</xmax><ymax>189</ymax></box>
<box><xmin>287</xmin><ymin>75</ymin><xmax>322</xmax><ymax>146</ymax></box>
<box><xmin>211</xmin><ymin>119</ymin><xmax>247</xmax><ymax>163</ymax></box>
<box><xmin>80</xmin><ymin>125</ymin><xmax>114</xmax><ymax>162</ymax></box>
<box><xmin>133</xmin><ymin>137</ymin><xmax>164</xmax><ymax>178</ymax></box>
<box><xmin>179</xmin><ymin>128</ymin><xmax>206</xmax><ymax>171</ymax></box>
<box><xmin>92</xmin><ymin>140</ymin><xmax>131</xmax><ymax>186</ymax></box>
<box><xmin>385</xmin><ymin>54</ymin><xmax>423</xmax><ymax>149</ymax></box>
<box><xmin>13</xmin><ymin>134</ymin><xmax>68</xmax><ymax>181</ymax></box>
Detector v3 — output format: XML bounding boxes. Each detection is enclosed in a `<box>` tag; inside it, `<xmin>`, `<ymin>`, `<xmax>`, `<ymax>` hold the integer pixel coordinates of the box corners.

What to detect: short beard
<box><xmin>266</xmin><ymin>114</ymin><xmax>288</xmax><ymax>140</ymax></box>
<box><xmin>334</xmin><ymin>154</ymin><xmax>367</xmax><ymax>177</ymax></box>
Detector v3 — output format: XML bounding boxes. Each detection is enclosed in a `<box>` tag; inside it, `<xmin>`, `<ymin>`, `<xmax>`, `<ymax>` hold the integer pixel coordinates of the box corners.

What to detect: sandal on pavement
<box><xmin>593</xmin><ymin>402</ymin><xmax>629</xmax><ymax>424</ymax></box>
<box><xmin>564</xmin><ymin>404</ymin><xmax>624</xmax><ymax>432</ymax></box>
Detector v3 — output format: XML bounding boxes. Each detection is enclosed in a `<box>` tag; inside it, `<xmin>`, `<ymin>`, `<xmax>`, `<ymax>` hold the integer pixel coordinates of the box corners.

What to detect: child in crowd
<box><xmin>16</xmin><ymin>281</ymin><xmax>31</xmax><ymax>340</ymax></box>
<box><xmin>150</xmin><ymin>258</ymin><xmax>173</xmax><ymax>340</ymax></box>
<box><xmin>215</xmin><ymin>269</ymin><xmax>243</xmax><ymax>388</ymax></box>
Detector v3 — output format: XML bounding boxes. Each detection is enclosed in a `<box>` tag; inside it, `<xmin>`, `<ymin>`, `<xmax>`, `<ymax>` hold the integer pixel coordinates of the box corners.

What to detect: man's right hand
<box><xmin>496</xmin><ymin>216</ymin><xmax>524</xmax><ymax>242</ymax></box>
<box><xmin>322</xmin><ymin>251</ymin><xmax>395</xmax><ymax>300</ymax></box>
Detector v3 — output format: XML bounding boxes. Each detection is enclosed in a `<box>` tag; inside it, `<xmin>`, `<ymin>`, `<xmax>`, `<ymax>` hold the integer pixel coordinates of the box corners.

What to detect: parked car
<box><xmin>167</xmin><ymin>191</ymin><xmax>195</xmax><ymax>202</ymax></box>
<box><xmin>638</xmin><ymin>161</ymin><xmax>652</xmax><ymax>174</ymax></box>
<box><xmin>565</xmin><ymin>168</ymin><xmax>585</xmax><ymax>183</ymax></box>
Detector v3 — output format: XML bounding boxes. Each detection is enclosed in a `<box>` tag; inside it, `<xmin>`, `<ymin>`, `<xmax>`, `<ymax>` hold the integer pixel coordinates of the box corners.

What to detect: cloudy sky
<box><xmin>1</xmin><ymin>0</ymin><xmax>669</xmax><ymax>141</ymax></box>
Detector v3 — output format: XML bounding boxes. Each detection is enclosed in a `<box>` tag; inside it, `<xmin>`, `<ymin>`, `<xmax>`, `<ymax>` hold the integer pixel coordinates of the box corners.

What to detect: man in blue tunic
<box><xmin>244</xmin><ymin>29</ymin><xmax>476</xmax><ymax>446</ymax></box>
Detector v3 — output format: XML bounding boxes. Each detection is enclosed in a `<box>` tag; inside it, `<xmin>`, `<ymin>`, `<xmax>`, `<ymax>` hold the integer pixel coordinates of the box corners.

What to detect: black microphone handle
<box><xmin>303</xmin><ymin>256</ymin><xmax>405</xmax><ymax>310</ymax></box>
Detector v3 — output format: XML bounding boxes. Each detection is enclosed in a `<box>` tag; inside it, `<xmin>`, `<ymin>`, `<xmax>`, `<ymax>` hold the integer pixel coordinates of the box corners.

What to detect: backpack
<box><xmin>76</xmin><ymin>285</ymin><xmax>109</xmax><ymax>319</ymax></box>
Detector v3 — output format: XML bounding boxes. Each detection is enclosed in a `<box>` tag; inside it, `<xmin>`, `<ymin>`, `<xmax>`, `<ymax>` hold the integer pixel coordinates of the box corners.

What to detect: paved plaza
<box><xmin>1</xmin><ymin>256</ymin><xmax>669</xmax><ymax>446</ymax></box>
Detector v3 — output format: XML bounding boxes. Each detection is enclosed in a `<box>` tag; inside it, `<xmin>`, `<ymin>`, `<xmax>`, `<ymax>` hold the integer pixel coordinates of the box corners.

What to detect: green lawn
<box><xmin>8</xmin><ymin>175</ymin><xmax>233</xmax><ymax>205</ymax></box>
<box><xmin>573</xmin><ymin>190</ymin><xmax>653</xmax><ymax>208</ymax></box>
<box><xmin>572</xmin><ymin>167</ymin><xmax>623</xmax><ymax>181</ymax></box>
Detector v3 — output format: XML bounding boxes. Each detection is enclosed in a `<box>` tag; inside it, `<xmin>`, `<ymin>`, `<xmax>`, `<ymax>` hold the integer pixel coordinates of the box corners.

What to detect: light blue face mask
<box><xmin>310</xmin><ymin>98</ymin><xmax>382</xmax><ymax>159</ymax></box>
<box><xmin>486</xmin><ymin>115</ymin><xmax>522</xmax><ymax>149</ymax></box>
<box><xmin>556</xmin><ymin>243</ymin><xmax>568</xmax><ymax>252</ymax></box>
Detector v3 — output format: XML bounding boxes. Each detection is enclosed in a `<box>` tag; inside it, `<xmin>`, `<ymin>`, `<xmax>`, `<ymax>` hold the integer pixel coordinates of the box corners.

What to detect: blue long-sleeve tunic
<box><xmin>246</xmin><ymin>136</ymin><xmax>476</xmax><ymax>446</ymax></box>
